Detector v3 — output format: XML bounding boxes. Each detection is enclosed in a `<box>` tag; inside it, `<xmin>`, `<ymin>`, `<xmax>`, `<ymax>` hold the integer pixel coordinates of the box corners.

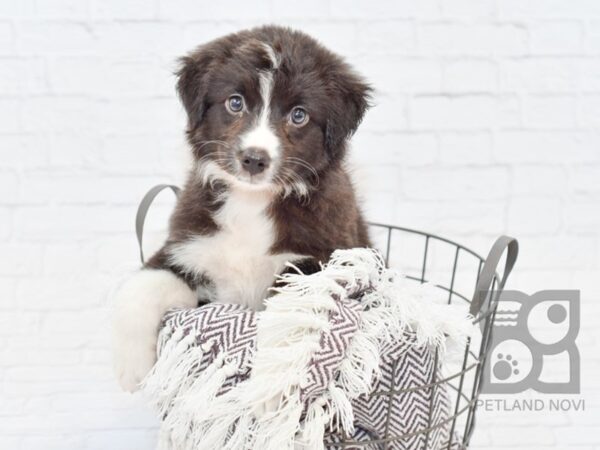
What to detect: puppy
<box><xmin>113</xmin><ymin>25</ymin><xmax>372</xmax><ymax>392</ymax></box>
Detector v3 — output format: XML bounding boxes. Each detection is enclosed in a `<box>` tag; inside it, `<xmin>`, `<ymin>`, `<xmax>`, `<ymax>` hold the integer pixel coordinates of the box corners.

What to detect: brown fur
<box><xmin>147</xmin><ymin>25</ymin><xmax>372</xmax><ymax>292</ymax></box>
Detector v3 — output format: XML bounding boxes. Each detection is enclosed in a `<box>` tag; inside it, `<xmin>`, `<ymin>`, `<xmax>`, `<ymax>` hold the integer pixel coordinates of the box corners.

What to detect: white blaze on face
<box><xmin>239</xmin><ymin>44</ymin><xmax>281</xmax><ymax>171</ymax></box>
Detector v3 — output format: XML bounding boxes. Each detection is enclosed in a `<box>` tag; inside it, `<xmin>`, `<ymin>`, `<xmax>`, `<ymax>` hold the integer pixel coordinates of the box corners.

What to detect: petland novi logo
<box><xmin>481</xmin><ymin>290</ymin><xmax>580</xmax><ymax>395</ymax></box>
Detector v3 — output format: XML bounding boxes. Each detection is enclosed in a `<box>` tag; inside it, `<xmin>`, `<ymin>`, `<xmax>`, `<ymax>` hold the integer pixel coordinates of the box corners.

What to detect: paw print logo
<box><xmin>493</xmin><ymin>353</ymin><xmax>519</xmax><ymax>380</ymax></box>
<box><xmin>481</xmin><ymin>290</ymin><xmax>580</xmax><ymax>394</ymax></box>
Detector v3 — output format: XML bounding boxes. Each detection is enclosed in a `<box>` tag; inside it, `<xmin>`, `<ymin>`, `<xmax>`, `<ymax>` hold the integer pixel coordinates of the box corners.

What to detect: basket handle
<box><xmin>135</xmin><ymin>184</ymin><xmax>181</xmax><ymax>264</ymax></box>
<box><xmin>469</xmin><ymin>235</ymin><xmax>519</xmax><ymax>317</ymax></box>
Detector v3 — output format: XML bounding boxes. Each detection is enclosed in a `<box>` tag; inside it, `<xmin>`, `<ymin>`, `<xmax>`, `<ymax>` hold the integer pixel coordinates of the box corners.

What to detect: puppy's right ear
<box><xmin>176</xmin><ymin>51</ymin><xmax>212</xmax><ymax>131</ymax></box>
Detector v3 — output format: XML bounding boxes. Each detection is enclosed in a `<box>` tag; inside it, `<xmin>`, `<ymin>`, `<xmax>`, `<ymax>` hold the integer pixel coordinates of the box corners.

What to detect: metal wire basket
<box><xmin>334</xmin><ymin>223</ymin><xmax>519</xmax><ymax>450</ymax></box>
<box><xmin>136</xmin><ymin>185</ymin><xmax>518</xmax><ymax>449</ymax></box>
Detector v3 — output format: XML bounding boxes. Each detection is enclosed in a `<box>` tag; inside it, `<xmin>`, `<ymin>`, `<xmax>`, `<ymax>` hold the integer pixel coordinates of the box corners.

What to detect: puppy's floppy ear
<box><xmin>176</xmin><ymin>49</ymin><xmax>213</xmax><ymax>131</ymax></box>
<box><xmin>325</xmin><ymin>66</ymin><xmax>372</xmax><ymax>157</ymax></box>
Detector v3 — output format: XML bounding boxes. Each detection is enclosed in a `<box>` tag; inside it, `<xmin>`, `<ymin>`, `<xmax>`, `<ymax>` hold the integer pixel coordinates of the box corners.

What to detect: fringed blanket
<box><xmin>143</xmin><ymin>249</ymin><xmax>473</xmax><ymax>450</ymax></box>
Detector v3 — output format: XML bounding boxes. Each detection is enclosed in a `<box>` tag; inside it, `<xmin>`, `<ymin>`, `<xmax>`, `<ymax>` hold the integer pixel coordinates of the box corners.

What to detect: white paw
<box><xmin>111</xmin><ymin>269</ymin><xmax>198</xmax><ymax>393</ymax></box>
<box><xmin>113</xmin><ymin>329</ymin><xmax>157</xmax><ymax>392</ymax></box>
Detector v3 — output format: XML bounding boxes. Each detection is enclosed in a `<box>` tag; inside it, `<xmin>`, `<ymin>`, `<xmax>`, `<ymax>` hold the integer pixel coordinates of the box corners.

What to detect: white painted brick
<box><xmin>432</xmin><ymin>200</ymin><xmax>507</xmax><ymax>236</ymax></box>
<box><xmin>496</xmin><ymin>94</ymin><xmax>523</xmax><ymax>128</ymax></box>
<box><xmin>34</xmin><ymin>0</ymin><xmax>89</xmax><ymax>20</ymax></box>
<box><xmin>439</xmin><ymin>132</ymin><xmax>493</xmax><ymax>165</ymax></box>
<box><xmin>181</xmin><ymin>22</ymin><xmax>246</xmax><ymax>53</ymax></box>
<box><xmin>418</xmin><ymin>23</ymin><xmax>528</xmax><ymax>56</ymax></box>
<box><xmin>45</xmin><ymin>135</ymin><xmax>103</xmax><ymax>168</ymax></box>
<box><xmin>579</xmin><ymin>94</ymin><xmax>600</xmax><ymax>128</ymax></box>
<box><xmin>40</xmin><ymin>310</ymin><xmax>109</xmax><ymax>335</ymax></box>
<box><xmin>402</xmin><ymin>167</ymin><xmax>510</xmax><ymax>200</ymax></box>
<box><xmin>18</xmin><ymin>171</ymin><xmax>160</xmax><ymax>206</ymax></box>
<box><xmin>14</xmin><ymin>205</ymin><xmax>131</xmax><ymax>240</ymax></box>
<box><xmin>20</xmin><ymin>435</ymin><xmax>86</xmax><ymax>450</ymax></box>
<box><xmin>84</xmin><ymin>429</ymin><xmax>159</xmax><ymax>450</ymax></box>
<box><xmin>17</xmin><ymin>23</ymin><xmax>96</xmax><ymax>55</ymax></box>
<box><xmin>570</xmin><ymin>165</ymin><xmax>600</xmax><ymax>194</ymax></box>
<box><xmin>555</xmin><ymin>426</ymin><xmax>600</xmax><ymax>445</ymax></box>
<box><xmin>0</xmin><ymin>99</ymin><xmax>21</xmax><ymax>133</ymax></box>
<box><xmin>443</xmin><ymin>59</ymin><xmax>497</xmax><ymax>92</ymax></box>
<box><xmin>356</xmin><ymin>21</ymin><xmax>415</xmax><ymax>55</ymax></box>
<box><xmin>578</xmin><ymin>59</ymin><xmax>600</xmax><ymax>91</ymax></box>
<box><xmin>0</xmin><ymin>277</ymin><xmax>17</xmax><ymax>310</ymax></box>
<box><xmin>46</xmin><ymin>57</ymin><xmax>160</xmax><ymax>98</ymax></box>
<box><xmin>530</xmin><ymin>21</ymin><xmax>584</xmax><ymax>55</ymax></box>
<box><xmin>159</xmin><ymin>0</ymin><xmax>271</xmax><ymax>20</ymax></box>
<box><xmin>20</xmin><ymin>97</ymin><xmax>98</xmax><ymax>134</ymax></box>
<box><xmin>280</xmin><ymin>22</ymin><xmax>360</xmax><ymax>59</ymax></box>
<box><xmin>440</xmin><ymin>0</ymin><xmax>496</xmax><ymax>18</ymax></box>
<box><xmin>494</xmin><ymin>131</ymin><xmax>600</xmax><ymax>163</ymax></box>
<box><xmin>0</xmin><ymin>243</ymin><xmax>42</xmax><ymax>276</ymax></box>
<box><xmin>91</xmin><ymin>0</ymin><xmax>157</xmax><ymax>21</ymax></box>
<box><xmin>0</xmin><ymin>0</ymin><xmax>35</xmax><ymax>18</ymax></box>
<box><xmin>0</xmin><ymin>437</ymin><xmax>20</xmax><ymax>449</ymax></box>
<box><xmin>100</xmin><ymin>98</ymin><xmax>183</xmax><ymax>135</ymax></box>
<box><xmin>516</xmin><ymin>236</ymin><xmax>597</xmax><ymax>269</ymax></box>
<box><xmin>101</xmin><ymin>135</ymin><xmax>162</xmax><ymax>172</ymax></box>
<box><xmin>93</xmin><ymin>23</ymin><xmax>187</xmax><ymax>57</ymax></box>
<box><xmin>0</xmin><ymin>21</ymin><xmax>15</xmax><ymax>55</ymax></box>
<box><xmin>0</xmin><ymin>207</ymin><xmax>11</xmax><ymax>239</ymax></box>
<box><xmin>0</xmin><ymin>135</ymin><xmax>48</xmax><ymax>168</ymax></box>
<box><xmin>351</xmin><ymin>132</ymin><xmax>438</xmax><ymax>166</ymax></box>
<box><xmin>330</xmin><ymin>0</ymin><xmax>440</xmax><ymax>19</ymax></box>
<box><xmin>17</xmin><ymin>275</ymin><xmax>108</xmax><ymax>310</ymax></box>
<box><xmin>411</xmin><ymin>95</ymin><xmax>498</xmax><ymax>129</ymax></box>
<box><xmin>524</xmin><ymin>95</ymin><xmax>578</xmax><ymax>129</ymax></box>
<box><xmin>359</xmin><ymin>57</ymin><xmax>442</xmax><ymax>93</ymax></box>
<box><xmin>361</xmin><ymin>94</ymin><xmax>409</xmax><ymax>131</ymax></box>
<box><xmin>564</xmin><ymin>201</ymin><xmax>600</xmax><ymax>233</ymax></box>
<box><xmin>512</xmin><ymin>166</ymin><xmax>568</xmax><ymax>196</ymax></box>
<box><xmin>490</xmin><ymin>426</ymin><xmax>555</xmax><ymax>446</ymax></box>
<box><xmin>585</xmin><ymin>19</ymin><xmax>600</xmax><ymax>54</ymax></box>
<box><xmin>96</xmin><ymin>235</ymin><xmax>146</xmax><ymax>274</ymax></box>
<box><xmin>507</xmin><ymin>197</ymin><xmax>562</xmax><ymax>235</ymax></box>
<box><xmin>0</xmin><ymin>170</ymin><xmax>19</xmax><ymax>204</ymax></box>
<box><xmin>499</xmin><ymin>0</ymin><xmax>600</xmax><ymax>19</ymax></box>
<box><xmin>0</xmin><ymin>311</ymin><xmax>39</xmax><ymax>336</ymax></box>
<box><xmin>499</xmin><ymin>58</ymin><xmax>580</xmax><ymax>92</ymax></box>
<box><xmin>0</xmin><ymin>346</ymin><xmax>80</xmax><ymax>366</ymax></box>
<box><xmin>0</xmin><ymin>57</ymin><xmax>46</xmax><ymax>95</ymax></box>
<box><xmin>271</xmin><ymin>0</ymin><xmax>331</xmax><ymax>20</ymax></box>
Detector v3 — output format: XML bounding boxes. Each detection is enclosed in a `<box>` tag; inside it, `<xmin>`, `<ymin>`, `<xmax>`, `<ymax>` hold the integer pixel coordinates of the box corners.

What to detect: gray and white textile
<box><xmin>143</xmin><ymin>248</ymin><xmax>472</xmax><ymax>450</ymax></box>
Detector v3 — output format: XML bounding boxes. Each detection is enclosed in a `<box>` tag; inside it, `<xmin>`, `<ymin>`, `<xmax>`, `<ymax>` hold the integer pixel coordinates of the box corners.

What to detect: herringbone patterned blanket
<box><xmin>143</xmin><ymin>249</ymin><xmax>472</xmax><ymax>450</ymax></box>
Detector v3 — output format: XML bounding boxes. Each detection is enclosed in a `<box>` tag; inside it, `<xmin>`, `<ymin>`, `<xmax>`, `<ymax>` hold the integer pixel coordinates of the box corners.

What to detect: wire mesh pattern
<box><xmin>330</xmin><ymin>223</ymin><xmax>518</xmax><ymax>450</ymax></box>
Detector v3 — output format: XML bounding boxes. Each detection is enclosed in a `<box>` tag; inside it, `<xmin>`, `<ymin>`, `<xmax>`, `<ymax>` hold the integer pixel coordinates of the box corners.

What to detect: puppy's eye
<box><xmin>289</xmin><ymin>107</ymin><xmax>309</xmax><ymax>126</ymax></box>
<box><xmin>226</xmin><ymin>95</ymin><xmax>244</xmax><ymax>114</ymax></box>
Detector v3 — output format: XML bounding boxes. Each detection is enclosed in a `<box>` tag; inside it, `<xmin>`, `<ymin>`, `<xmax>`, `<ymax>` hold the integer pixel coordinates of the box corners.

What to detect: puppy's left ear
<box><xmin>325</xmin><ymin>66</ymin><xmax>372</xmax><ymax>157</ymax></box>
<box><xmin>176</xmin><ymin>48</ymin><xmax>213</xmax><ymax>131</ymax></box>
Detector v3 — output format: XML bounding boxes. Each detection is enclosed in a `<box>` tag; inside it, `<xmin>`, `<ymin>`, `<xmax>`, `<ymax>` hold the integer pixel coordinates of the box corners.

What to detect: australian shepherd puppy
<box><xmin>113</xmin><ymin>25</ymin><xmax>372</xmax><ymax>392</ymax></box>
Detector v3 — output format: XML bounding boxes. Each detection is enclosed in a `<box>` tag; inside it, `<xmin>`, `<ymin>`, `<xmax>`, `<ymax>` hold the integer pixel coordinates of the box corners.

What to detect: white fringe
<box><xmin>143</xmin><ymin>248</ymin><xmax>474</xmax><ymax>450</ymax></box>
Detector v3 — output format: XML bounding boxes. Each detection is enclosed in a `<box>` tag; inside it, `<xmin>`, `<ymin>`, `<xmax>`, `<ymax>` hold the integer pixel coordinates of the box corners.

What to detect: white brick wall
<box><xmin>1</xmin><ymin>1</ymin><xmax>599</xmax><ymax>448</ymax></box>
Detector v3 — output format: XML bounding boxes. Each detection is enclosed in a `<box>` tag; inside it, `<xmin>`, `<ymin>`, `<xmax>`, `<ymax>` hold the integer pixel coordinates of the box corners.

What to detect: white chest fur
<box><xmin>168</xmin><ymin>188</ymin><xmax>300</xmax><ymax>310</ymax></box>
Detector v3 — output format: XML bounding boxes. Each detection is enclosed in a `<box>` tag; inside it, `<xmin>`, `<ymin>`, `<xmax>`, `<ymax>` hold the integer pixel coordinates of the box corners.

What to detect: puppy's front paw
<box><xmin>113</xmin><ymin>330</ymin><xmax>157</xmax><ymax>392</ymax></box>
<box><xmin>111</xmin><ymin>269</ymin><xmax>198</xmax><ymax>393</ymax></box>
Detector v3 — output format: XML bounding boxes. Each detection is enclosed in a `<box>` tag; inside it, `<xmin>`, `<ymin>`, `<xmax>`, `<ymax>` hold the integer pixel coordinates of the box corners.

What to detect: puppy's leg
<box><xmin>112</xmin><ymin>268</ymin><xmax>196</xmax><ymax>392</ymax></box>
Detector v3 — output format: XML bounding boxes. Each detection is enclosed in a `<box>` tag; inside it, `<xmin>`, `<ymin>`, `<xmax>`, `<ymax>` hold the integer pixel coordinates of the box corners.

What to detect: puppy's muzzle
<box><xmin>240</xmin><ymin>147</ymin><xmax>271</xmax><ymax>176</ymax></box>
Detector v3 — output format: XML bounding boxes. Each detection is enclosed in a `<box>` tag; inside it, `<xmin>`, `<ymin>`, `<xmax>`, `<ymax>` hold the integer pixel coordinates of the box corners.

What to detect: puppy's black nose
<box><xmin>240</xmin><ymin>148</ymin><xmax>271</xmax><ymax>175</ymax></box>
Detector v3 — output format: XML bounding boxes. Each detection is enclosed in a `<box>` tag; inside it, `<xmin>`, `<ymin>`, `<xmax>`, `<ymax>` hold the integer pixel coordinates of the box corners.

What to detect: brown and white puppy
<box><xmin>113</xmin><ymin>26</ymin><xmax>371</xmax><ymax>392</ymax></box>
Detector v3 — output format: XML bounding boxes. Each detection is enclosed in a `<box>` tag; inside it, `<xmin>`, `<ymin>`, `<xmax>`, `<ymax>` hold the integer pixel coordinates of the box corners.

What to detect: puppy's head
<box><xmin>177</xmin><ymin>26</ymin><xmax>371</xmax><ymax>197</ymax></box>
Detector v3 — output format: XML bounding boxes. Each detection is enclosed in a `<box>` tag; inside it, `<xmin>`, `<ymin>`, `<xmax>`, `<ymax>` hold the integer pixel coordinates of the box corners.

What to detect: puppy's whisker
<box><xmin>283</xmin><ymin>158</ymin><xmax>320</xmax><ymax>188</ymax></box>
<box><xmin>195</xmin><ymin>140</ymin><xmax>232</xmax><ymax>150</ymax></box>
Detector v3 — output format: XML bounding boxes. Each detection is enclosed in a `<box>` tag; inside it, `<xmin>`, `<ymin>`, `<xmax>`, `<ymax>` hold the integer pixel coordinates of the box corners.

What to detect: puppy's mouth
<box><xmin>198</xmin><ymin>153</ymin><xmax>276</xmax><ymax>190</ymax></box>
